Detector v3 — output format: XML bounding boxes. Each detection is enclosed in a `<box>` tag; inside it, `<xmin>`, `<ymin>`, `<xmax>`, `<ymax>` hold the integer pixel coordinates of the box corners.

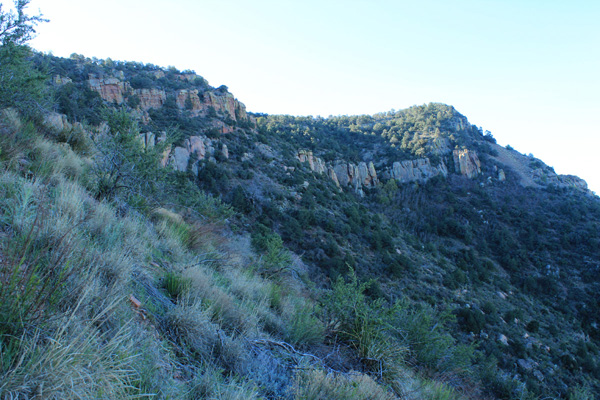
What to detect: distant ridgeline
<box><xmin>43</xmin><ymin>54</ymin><xmax>589</xmax><ymax>196</ymax></box>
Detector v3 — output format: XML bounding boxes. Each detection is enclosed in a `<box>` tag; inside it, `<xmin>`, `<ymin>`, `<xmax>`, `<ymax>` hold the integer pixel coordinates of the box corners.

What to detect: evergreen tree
<box><xmin>0</xmin><ymin>0</ymin><xmax>48</xmax><ymax>113</ymax></box>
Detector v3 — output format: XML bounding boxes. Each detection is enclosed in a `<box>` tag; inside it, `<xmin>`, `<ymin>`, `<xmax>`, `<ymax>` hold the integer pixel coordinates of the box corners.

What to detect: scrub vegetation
<box><xmin>1</xmin><ymin>3</ymin><xmax>599</xmax><ymax>399</ymax></box>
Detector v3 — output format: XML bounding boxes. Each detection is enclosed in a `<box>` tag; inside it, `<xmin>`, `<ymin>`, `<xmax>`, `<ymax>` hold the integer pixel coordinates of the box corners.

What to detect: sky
<box><xmin>25</xmin><ymin>0</ymin><xmax>600</xmax><ymax>194</ymax></box>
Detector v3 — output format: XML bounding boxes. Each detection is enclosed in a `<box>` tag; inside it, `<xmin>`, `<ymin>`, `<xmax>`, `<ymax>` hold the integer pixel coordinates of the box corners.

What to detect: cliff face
<box><xmin>296</xmin><ymin>147</ymin><xmax>490</xmax><ymax>193</ymax></box>
<box><xmin>88</xmin><ymin>76</ymin><xmax>131</xmax><ymax>104</ymax></box>
<box><xmin>174</xmin><ymin>90</ymin><xmax>248</xmax><ymax>121</ymax></box>
<box><xmin>297</xmin><ymin>150</ymin><xmax>379</xmax><ymax>193</ymax></box>
<box><xmin>453</xmin><ymin>149</ymin><xmax>481</xmax><ymax>178</ymax></box>
<box><xmin>334</xmin><ymin>161</ymin><xmax>379</xmax><ymax>190</ymax></box>
<box><xmin>87</xmin><ymin>74</ymin><xmax>249</xmax><ymax>124</ymax></box>
<box><xmin>389</xmin><ymin>158</ymin><xmax>448</xmax><ymax>182</ymax></box>
<box><xmin>137</xmin><ymin>88</ymin><xmax>166</xmax><ymax>110</ymax></box>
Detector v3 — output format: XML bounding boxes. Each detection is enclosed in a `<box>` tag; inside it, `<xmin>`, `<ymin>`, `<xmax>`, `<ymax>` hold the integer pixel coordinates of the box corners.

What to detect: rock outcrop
<box><xmin>174</xmin><ymin>89</ymin><xmax>248</xmax><ymax>121</ymax></box>
<box><xmin>297</xmin><ymin>150</ymin><xmax>326</xmax><ymax>174</ymax></box>
<box><xmin>389</xmin><ymin>158</ymin><xmax>448</xmax><ymax>183</ymax></box>
<box><xmin>296</xmin><ymin>150</ymin><xmax>480</xmax><ymax>191</ymax></box>
<box><xmin>453</xmin><ymin>149</ymin><xmax>481</xmax><ymax>178</ymax></box>
<box><xmin>532</xmin><ymin>169</ymin><xmax>589</xmax><ymax>192</ymax></box>
<box><xmin>53</xmin><ymin>75</ymin><xmax>72</xmax><ymax>86</ymax></box>
<box><xmin>498</xmin><ymin>169</ymin><xmax>506</xmax><ymax>182</ymax></box>
<box><xmin>88</xmin><ymin>75</ymin><xmax>131</xmax><ymax>104</ymax></box>
<box><xmin>296</xmin><ymin>150</ymin><xmax>378</xmax><ymax>192</ymax></box>
<box><xmin>87</xmin><ymin>75</ymin><xmax>249</xmax><ymax>124</ymax></box>
<box><xmin>44</xmin><ymin>112</ymin><xmax>73</xmax><ymax>132</ymax></box>
<box><xmin>222</xmin><ymin>144</ymin><xmax>229</xmax><ymax>160</ymax></box>
<box><xmin>138</xmin><ymin>132</ymin><xmax>223</xmax><ymax>174</ymax></box>
<box><xmin>43</xmin><ymin>112</ymin><xmax>90</xmax><ymax>135</ymax></box>
<box><xmin>136</xmin><ymin>88</ymin><xmax>166</xmax><ymax>110</ymax></box>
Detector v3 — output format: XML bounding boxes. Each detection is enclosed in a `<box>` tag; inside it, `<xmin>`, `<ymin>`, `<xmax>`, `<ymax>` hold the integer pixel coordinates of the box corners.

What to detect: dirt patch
<box><xmin>489</xmin><ymin>144</ymin><xmax>539</xmax><ymax>187</ymax></box>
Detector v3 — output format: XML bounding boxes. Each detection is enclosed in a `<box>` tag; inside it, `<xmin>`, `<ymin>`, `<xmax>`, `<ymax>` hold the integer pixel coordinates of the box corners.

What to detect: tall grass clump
<box><xmin>293</xmin><ymin>369</ymin><xmax>398</xmax><ymax>400</ymax></box>
<box><xmin>0</xmin><ymin>308</ymin><xmax>142</xmax><ymax>399</ymax></box>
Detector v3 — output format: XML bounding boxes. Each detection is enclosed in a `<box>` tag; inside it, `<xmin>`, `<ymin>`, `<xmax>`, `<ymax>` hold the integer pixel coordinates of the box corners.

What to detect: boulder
<box><xmin>172</xmin><ymin>147</ymin><xmax>190</xmax><ymax>172</ymax></box>
<box><xmin>222</xmin><ymin>144</ymin><xmax>229</xmax><ymax>160</ymax></box>
<box><xmin>498</xmin><ymin>334</ymin><xmax>509</xmax><ymax>346</ymax></box>
<box><xmin>44</xmin><ymin>112</ymin><xmax>72</xmax><ymax>132</ymax></box>
<box><xmin>498</xmin><ymin>169</ymin><xmax>506</xmax><ymax>181</ymax></box>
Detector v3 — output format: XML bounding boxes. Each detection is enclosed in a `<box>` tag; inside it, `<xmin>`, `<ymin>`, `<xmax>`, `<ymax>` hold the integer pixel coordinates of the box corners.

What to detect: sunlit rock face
<box><xmin>390</xmin><ymin>158</ymin><xmax>448</xmax><ymax>183</ymax></box>
<box><xmin>453</xmin><ymin>149</ymin><xmax>481</xmax><ymax>178</ymax></box>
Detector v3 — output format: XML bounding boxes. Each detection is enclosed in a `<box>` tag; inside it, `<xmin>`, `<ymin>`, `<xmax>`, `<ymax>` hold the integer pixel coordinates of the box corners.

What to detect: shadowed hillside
<box><xmin>1</xmin><ymin>7</ymin><xmax>599</xmax><ymax>398</ymax></box>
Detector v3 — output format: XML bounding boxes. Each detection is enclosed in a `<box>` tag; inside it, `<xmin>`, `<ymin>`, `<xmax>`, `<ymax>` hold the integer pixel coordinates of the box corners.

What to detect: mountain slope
<box><xmin>0</xmin><ymin>51</ymin><xmax>598</xmax><ymax>399</ymax></box>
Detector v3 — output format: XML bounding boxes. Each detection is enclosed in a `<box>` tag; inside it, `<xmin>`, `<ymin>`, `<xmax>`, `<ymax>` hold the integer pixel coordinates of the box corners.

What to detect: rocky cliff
<box><xmin>453</xmin><ymin>149</ymin><xmax>481</xmax><ymax>178</ymax></box>
<box><xmin>296</xmin><ymin>150</ymin><xmax>379</xmax><ymax>193</ymax></box>
<box><xmin>87</xmin><ymin>74</ymin><xmax>249</xmax><ymax>124</ymax></box>
<box><xmin>138</xmin><ymin>131</ymin><xmax>228</xmax><ymax>175</ymax></box>
<box><xmin>175</xmin><ymin>90</ymin><xmax>248</xmax><ymax>121</ymax></box>
<box><xmin>296</xmin><ymin>148</ymin><xmax>489</xmax><ymax>194</ymax></box>
<box><xmin>387</xmin><ymin>158</ymin><xmax>448</xmax><ymax>182</ymax></box>
<box><xmin>88</xmin><ymin>76</ymin><xmax>131</xmax><ymax>105</ymax></box>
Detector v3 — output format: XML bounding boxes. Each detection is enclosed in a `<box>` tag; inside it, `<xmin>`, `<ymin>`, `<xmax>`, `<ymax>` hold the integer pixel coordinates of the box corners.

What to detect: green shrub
<box><xmin>456</xmin><ymin>307</ymin><xmax>486</xmax><ymax>334</ymax></box>
<box><xmin>251</xmin><ymin>224</ymin><xmax>291</xmax><ymax>270</ymax></box>
<box><xmin>285</xmin><ymin>303</ymin><xmax>325</xmax><ymax>347</ymax></box>
<box><xmin>394</xmin><ymin>302</ymin><xmax>474</xmax><ymax>373</ymax></box>
<box><xmin>326</xmin><ymin>269</ymin><xmax>407</xmax><ymax>380</ymax></box>
<box><xmin>0</xmin><ymin>44</ymin><xmax>49</xmax><ymax>115</ymax></box>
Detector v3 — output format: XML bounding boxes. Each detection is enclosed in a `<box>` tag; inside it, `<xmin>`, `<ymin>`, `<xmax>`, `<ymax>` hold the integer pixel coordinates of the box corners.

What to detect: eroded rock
<box><xmin>453</xmin><ymin>149</ymin><xmax>481</xmax><ymax>178</ymax></box>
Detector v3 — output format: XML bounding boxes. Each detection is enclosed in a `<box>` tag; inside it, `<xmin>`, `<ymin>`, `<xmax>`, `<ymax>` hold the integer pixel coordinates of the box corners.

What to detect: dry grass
<box><xmin>32</xmin><ymin>138</ymin><xmax>92</xmax><ymax>182</ymax></box>
<box><xmin>1</xmin><ymin>301</ymin><xmax>141</xmax><ymax>399</ymax></box>
<box><xmin>189</xmin><ymin>367</ymin><xmax>260</xmax><ymax>400</ymax></box>
<box><xmin>293</xmin><ymin>369</ymin><xmax>399</xmax><ymax>400</ymax></box>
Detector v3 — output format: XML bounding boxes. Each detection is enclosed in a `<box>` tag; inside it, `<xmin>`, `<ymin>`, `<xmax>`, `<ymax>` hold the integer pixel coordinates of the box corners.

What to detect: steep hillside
<box><xmin>0</xmin><ymin>47</ymin><xmax>598</xmax><ymax>400</ymax></box>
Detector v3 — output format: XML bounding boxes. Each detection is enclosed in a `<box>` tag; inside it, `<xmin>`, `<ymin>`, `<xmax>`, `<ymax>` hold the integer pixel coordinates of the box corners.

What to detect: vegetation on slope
<box><xmin>1</xmin><ymin>3</ymin><xmax>599</xmax><ymax>399</ymax></box>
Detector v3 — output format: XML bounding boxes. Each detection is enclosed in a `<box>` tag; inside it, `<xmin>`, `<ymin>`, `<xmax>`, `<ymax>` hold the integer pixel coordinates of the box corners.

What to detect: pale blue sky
<box><xmin>27</xmin><ymin>0</ymin><xmax>600</xmax><ymax>193</ymax></box>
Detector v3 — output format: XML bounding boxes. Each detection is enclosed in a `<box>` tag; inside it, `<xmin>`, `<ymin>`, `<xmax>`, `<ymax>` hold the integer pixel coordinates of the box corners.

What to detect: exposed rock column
<box><xmin>453</xmin><ymin>149</ymin><xmax>481</xmax><ymax>178</ymax></box>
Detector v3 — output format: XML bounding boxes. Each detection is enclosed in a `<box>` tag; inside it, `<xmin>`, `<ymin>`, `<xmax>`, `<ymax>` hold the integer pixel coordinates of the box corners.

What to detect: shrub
<box><xmin>251</xmin><ymin>224</ymin><xmax>291</xmax><ymax>270</ymax></box>
<box><xmin>285</xmin><ymin>302</ymin><xmax>325</xmax><ymax>347</ymax></box>
<box><xmin>189</xmin><ymin>367</ymin><xmax>259</xmax><ymax>400</ymax></box>
<box><xmin>456</xmin><ymin>307</ymin><xmax>486</xmax><ymax>334</ymax></box>
<box><xmin>394</xmin><ymin>302</ymin><xmax>474</xmax><ymax>373</ymax></box>
<box><xmin>326</xmin><ymin>269</ymin><xmax>407</xmax><ymax>380</ymax></box>
<box><xmin>0</xmin><ymin>44</ymin><xmax>49</xmax><ymax>115</ymax></box>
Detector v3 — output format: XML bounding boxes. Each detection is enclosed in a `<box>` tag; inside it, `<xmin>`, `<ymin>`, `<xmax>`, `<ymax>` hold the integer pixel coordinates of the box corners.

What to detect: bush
<box><xmin>285</xmin><ymin>302</ymin><xmax>325</xmax><ymax>347</ymax></box>
<box><xmin>251</xmin><ymin>224</ymin><xmax>291</xmax><ymax>270</ymax></box>
<box><xmin>456</xmin><ymin>307</ymin><xmax>486</xmax><ymax>334</ymax></box>
<box><xmin>326</xmin><ymin>269</ymin><xmax>407</xmax><ymax>380</ymax></box>
<box><xmin>395</xmin><ymin>302</ymin><xmax>474</xmax><ymax>373</ymax></box>
<box><xmin>163</xmin><ymin>271</ymin><xmax>192</xmax><ymax>300</ymax></box>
